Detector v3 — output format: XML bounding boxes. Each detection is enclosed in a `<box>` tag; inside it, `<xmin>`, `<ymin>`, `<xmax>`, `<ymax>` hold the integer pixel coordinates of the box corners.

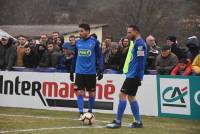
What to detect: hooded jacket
<box><xmin>0</xmin><ymin>38</ymin><xmax>16</xmax><ymax>70</ymax></box>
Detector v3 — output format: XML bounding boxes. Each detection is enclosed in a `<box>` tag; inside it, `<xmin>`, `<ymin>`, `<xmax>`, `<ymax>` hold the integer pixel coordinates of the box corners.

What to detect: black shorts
<box><xmin>120</xmin><ymin>77</ymin><xmax>141</xmax><ymax>96</ymax></box>
<box><xmin>75</xmin><ymin>73</ymin><xmax>96</xmax><ymax>92</ymax></box>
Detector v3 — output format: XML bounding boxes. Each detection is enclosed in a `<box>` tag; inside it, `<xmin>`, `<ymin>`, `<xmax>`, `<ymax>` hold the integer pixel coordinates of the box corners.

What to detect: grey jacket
<box><xmin>155</xmin><ymin>53</ymin><xmax>178</xmax><ymax>75</ymax></box>
<box><xmin>39</xmin><ymin>50</ymin><xmax>61</xmax><ymax>67</ymax></box>
<box><xmin>0</xmin><ymin>38</ymin><xmax>16</xmax><ymax>70</ymax></box>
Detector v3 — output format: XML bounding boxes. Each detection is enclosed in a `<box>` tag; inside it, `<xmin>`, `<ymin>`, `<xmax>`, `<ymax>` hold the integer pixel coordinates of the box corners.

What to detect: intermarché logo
<box><xmin>0</xmin><ymin>75</ymin><xmax>115</xmax><ymax>110</ymax></box>
<box><xmin>162</xmin><ymin>86</ymin><xmax>188</xmax><ymax>107</ymax></box>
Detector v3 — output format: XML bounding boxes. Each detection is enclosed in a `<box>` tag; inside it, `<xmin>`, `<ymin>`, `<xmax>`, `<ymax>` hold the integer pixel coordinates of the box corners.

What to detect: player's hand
<box><xmin>96</xmin><ymin>72</ymin><xmax>103</xmax><ymax>81</ymax></box>
<box><xmin>70</xmin><ymin>72</ymin><xmax>74</xmax><ymax>82</ymax></box>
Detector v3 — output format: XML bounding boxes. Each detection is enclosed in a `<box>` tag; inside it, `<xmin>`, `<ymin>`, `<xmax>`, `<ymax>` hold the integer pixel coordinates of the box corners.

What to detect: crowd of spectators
<box><xmin>0</xmin><ymin>31</ymin><xmax>200</xmax><ymax>76</ymax></box>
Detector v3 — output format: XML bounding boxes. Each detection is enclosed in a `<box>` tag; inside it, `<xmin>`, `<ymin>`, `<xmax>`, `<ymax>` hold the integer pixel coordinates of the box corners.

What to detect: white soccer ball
<box><xmin>81</xmin><ymin>112</ymin><xmax>95</xmax><ymax>125</ymax></box>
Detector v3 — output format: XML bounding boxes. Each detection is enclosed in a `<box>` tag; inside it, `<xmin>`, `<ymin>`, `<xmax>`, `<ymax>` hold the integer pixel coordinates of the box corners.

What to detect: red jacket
<box><xmin>171</xmin><ymin>63</ymin><xmax>192</xmax><ymax>76</ymax></box>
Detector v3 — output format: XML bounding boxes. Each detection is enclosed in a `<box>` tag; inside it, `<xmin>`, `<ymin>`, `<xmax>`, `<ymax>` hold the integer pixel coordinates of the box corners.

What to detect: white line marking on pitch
<box><xmin>0</xmin><ymin>113</ymin><xmax>112</xmax><ymax>124</ymax></box>
<box><xmin>0</xmin><ymin>126</ymin><xmax>105</xmax><ymax>134</ymax></box>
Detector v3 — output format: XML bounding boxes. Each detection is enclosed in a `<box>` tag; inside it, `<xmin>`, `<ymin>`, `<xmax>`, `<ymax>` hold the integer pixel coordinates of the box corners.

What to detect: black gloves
<box><xmin>96</xmin><ymin>72</ymin><xmax>103</xmax><ymax>80</ymax></box>
<box><xmin>70</xmin><ymin>72</ymin><xmax>74</xmax><ymax>82</ymax></box>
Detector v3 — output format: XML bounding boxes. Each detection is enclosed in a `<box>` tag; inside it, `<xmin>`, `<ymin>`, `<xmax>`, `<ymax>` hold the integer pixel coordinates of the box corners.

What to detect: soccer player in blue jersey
<box><xmin>70</xmin><ymin>24</ymin><xmax>104</xmax><ymax>119</ymax></box>
<box><xmin>106</xmin><ymin>25</ymin><xmax>147</xmax><ymax>128</ymax></box>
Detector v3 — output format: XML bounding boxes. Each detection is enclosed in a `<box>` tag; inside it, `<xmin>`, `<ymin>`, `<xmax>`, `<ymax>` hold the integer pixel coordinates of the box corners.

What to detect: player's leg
<box><xmin>106</xmin><ymin>92</ymin><xmax>127</xmax><ymax>128</ymax></box>
<box><xmin>106</xmin><ymin>79</ymin><xmax>132</xmax><ymax>128</ymax></box>
<box><xmin>88</xmin><ymin>91</ymin><xmax>95</xmax><ymax>113</ymax></box>
<box><xmin>128</xmin><ymin>96</ymin><xmax>143</xmax><ymax>128</ymax></box>
<box><xmin>85</xmin><ymin>74</ymin><xmax>96</xmax><ymax>113</ymax></box>
<box><xmin>75</xmin><ymin>74</ymin><xmax>86</xmax><ymax>118</ymax></box>
<box><xmin>76</xmin><ymin>90</ymin><xmax>85</xmax><ymax>115</ymax></box>
<box><xmin>127</xmin><ymin>78</ymin><xmax>143</xmax><ymax>128</ymax></box>
<box><xmin>116</xmin><ymin>92</ymin><xmax>127</xmax><ymax>123</ymax></box>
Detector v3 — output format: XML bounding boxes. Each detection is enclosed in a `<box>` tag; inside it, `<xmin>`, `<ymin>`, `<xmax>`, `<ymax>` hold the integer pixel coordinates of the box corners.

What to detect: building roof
<box><xmin>0</xmin><ymin>29</ymin><xmax>16</xmax><ymax>40</ymax></box>
<box><xmin>0</xmin><ymin>24</ymin><xmax>107</xmax><ymax>37</ymax></box>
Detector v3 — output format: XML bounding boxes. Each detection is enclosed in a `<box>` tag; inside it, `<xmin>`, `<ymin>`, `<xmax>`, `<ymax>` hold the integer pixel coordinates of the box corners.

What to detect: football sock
<box><xmin>88</xmin><ymin>96</ymin><xmax>95</xmax><ymax>113</ymax></box>
<box><xmin>77</xmin><ymin>95</ymin><xmax>84</xmax><ymax>114</ymax></box>
<box><xmin>116</xmin><ymin>100</ymin><xmax>127</xmax><ymax>123</ymax></box>
<box><xmin>130</xmin><ymin>100</ymin><xmax>141</xmax><ymax>123</ymax></box>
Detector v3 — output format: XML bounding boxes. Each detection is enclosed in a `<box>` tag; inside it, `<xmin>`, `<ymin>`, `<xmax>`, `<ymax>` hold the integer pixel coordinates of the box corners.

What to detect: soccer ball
<box><xmin>81</xmin><ymin>112</ymin><xmax>95</xmax><ymax>125</ymax></box>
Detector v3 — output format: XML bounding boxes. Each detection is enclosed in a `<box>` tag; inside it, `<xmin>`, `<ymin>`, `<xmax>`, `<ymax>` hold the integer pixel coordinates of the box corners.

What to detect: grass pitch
<box><xmin>0</xmin><ymin>107</ymin><xmax>199</xmax><ymax>134</ymax></box>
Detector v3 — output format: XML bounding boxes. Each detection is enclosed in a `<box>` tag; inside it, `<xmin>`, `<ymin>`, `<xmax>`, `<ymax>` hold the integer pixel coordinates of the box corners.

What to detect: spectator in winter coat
<box><xmin>39</xmin><ymin>34</ymin><xmax>48</xmax><ymax>46</ymax></box>
<box><xmin>120</xmin><ymin>37</ymin><xmax>130</xmax><ymax>71</ymax></box>
<box><xmin>186</xmin><ymin>36</ymin><xmax>200</xmax><ymax>62</ymax></box>
<box><xmin>23</xmin><ymin>45</ymin><xmax>37</xmax><ymax>68</ymax></box>
<box><xmin>0</xmin><ymin>36</ymin><xmax>16</xmax><ymax>71</ymax></box>
<box><xmin>35</xmin><ymin>44</ymin><xmax>47</xmax><ymax>65</ymax></box>
<box><xmin>155</xmin><ymin>45</ymin><xmax>178</xmax><ymax>75</ymax></box>
<box><xmin>146</xmin><ymin>35</ymin><xmax>159</xmax><ymax>70</ymax></box>
<box><xmin>39</xmin><ymin>41</ymin><xmax>61</xmax><ymax>67</ymax></box>
<box><xmin>166</xmin><ymin>36</ymin><xmax>185</xmax><ymax>60</ymax></box>
<box><xmin>15</xmin><ymin>35</ymin><xmax>28</xmax><ymax>67</ymax></box>
<box><xmin>62</xmin><ymin>35</ymin><xmax>76</xmax><ymax>53</ymax></box>
<box><xmin>101</xmin><ymin>41</ymin><xmax>110</xmax><ymax>64</ymax></box>
<box><xmin>171</xmin><ymin>58</ymin><xmax>192</xmax><ymax>76</ymax></box>
<box><xmin>57</xmin><ymin>43</ymin><xmax>75</xmax><ymax>72</ymax></box>
<box><xmin>105</xmin><ymin>42</ymin><xmax>121</xmax><ymax>73</ymax></box>
<box><xmin>192</xmin><ymin>54</ymin><xmax>200</xmax><ymax>75</ymax></box>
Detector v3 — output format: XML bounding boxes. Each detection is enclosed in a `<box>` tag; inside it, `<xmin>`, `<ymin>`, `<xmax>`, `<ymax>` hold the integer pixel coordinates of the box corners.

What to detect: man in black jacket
<box><xmin>166</xmin><ymin>36</ymin><xmax>185</xmax><ymax>60</ymax></box>
<box><xmin>0</xmin><ymin>36</ymin><xmax>16</xmax><ymax>71</ymax></box>
<box><xmin>23</xmin><ymin>45</ymin><xmax>37</xmax><ymax>68</ymax></box>
<box><xmin>39</xmin><ymin>41</ymin><xmax>61</xmax><ymax>67</ymax></box>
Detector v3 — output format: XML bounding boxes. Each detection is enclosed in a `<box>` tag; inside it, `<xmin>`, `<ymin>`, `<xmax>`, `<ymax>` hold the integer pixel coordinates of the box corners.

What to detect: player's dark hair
<box><xmin>79</xmin><ymin>24</ymin><xmax>90</xmax><ymax>32</ymax></box>
<box><xmin>128</xmin><ymin>25</ymin><xmax>140</xmax><ymax>32</ymax></box>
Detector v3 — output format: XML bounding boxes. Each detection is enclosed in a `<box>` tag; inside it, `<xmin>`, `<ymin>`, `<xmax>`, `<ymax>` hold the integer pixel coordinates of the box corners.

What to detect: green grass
<box><xmin>0</xmin><ymin>107</ymin><xmax>199</xmax><ymax>134</ymax></box>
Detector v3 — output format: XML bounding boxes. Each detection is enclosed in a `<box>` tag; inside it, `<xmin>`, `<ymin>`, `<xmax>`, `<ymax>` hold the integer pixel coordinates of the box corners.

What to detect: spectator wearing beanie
<box><xmin>166</xmin><ymin>36</ymin><xmax>185</xmax><ymax>60</ymax></box>
<box><xmin>186</xmin><ymin>36</ymin><xmax>200</xmax><ymax>62</ymax></box>
<box><xmin>57</xmin><ymin>42</ymin><xmax>75</xmax><ymax>72</ymax></box>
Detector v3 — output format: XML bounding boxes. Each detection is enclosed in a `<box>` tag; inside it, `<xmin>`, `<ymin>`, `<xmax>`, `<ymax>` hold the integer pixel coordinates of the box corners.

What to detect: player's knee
<box><xmin>89</xmin><ymin>92</ymin><xmax>96</xmax><ymax>97</ymax></box>
<box><xmin>119</xmin><ymin>92</ymin><xmax>127</xmax><ymax>100</ymax></box>
<box><xmin>76</xmin><ymin>90</ymin><xmax>84</xmax><ymax>96</ymax></box>
<box><xmin>128</xmin><ymin>95</ymin><xmax>136</xmax><ymax>102</ymax></box>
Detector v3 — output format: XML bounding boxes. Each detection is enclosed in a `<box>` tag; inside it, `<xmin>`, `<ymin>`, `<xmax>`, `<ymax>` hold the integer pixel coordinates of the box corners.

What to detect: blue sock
<box><xmin>88</xmin><ymin>96</ymin><xmax>95</xmax><ymax>113</ymax></box>
<box><xmin>77</xmin><ymin>95</ymin><xmax>84</xmax><ymax>114</ymax></box>
<box><xmin>116</xmin><ymin>100</ymin><xmax>127</xmax><ymax>123</ymax></box>
<box><xmin>130</xmin><ymin>100</ymin><xmax>141</xmax><ymax>123</ymax></box>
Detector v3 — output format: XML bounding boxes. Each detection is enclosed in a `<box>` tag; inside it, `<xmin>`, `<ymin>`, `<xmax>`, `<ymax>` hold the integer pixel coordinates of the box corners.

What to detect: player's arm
<box><xmin>95</xmin><ymin>40</ymin><xmax>104</xmax><ymax>80</ymax></box>
<box><xmin>69</xmin><ymin>44</ymin><xmax>78</xmax><ymax>82</ymax></box>
<box><xmin>135</xmin><ymin>42</ymin><xmax>146</xmax><ymax>79</ymax></box>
